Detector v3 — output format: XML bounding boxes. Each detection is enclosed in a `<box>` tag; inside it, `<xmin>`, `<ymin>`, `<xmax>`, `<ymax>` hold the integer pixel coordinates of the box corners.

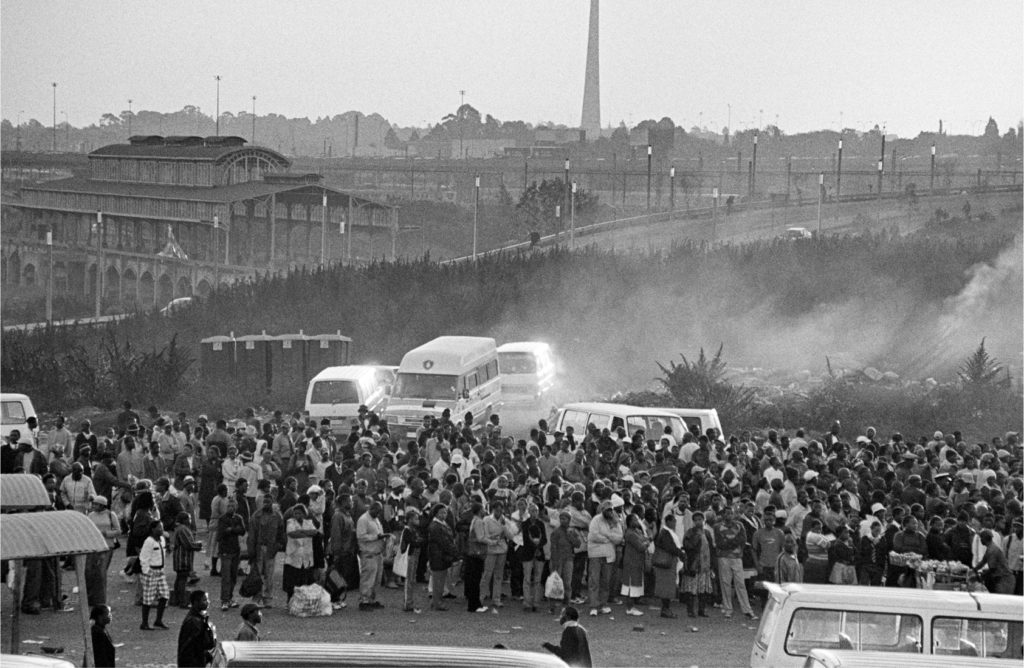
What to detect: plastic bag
<box><xmin>239</xmin><ymin>568</ymin><xmax>263</xmax><ymax>598</ymax></box>
<box><xmin>392</xmin><ymin>546</ymin><xmax>410</xmax><ymax>577</ymax></box>
<box><xmin>288</xmin><ymin>583</ymin><xmax>333</xmax><ymax>617</ymax></box>
<box><xmin>544</xmin><ymin>571</ymin><xmax>565</xmax><ymax>600</ymax></box>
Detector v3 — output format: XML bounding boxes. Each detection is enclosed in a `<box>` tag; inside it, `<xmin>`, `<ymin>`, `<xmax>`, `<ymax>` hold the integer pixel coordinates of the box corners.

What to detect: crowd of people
<box><xmin>1</xmin><ymin>400</ymin><xmax>1022</xmax><ymax>663</ymax></box>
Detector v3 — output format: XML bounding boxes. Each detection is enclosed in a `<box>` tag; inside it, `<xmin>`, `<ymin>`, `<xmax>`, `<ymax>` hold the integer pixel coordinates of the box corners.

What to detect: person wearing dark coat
<box><xmin>90</xmin><ymin>605</ymin><xmax>116</xmax><ymax>667</ymax></box>
<box><xmin>177</xmin><ymin>590</ymin><xmax>217</xmax><ymax>668</ymax></box>
<box><xmin>426</xmin><ymin>504</ymin><xmax>461</xmax><ymax>611</ymax></box>
<box><xmin>652</xmin><ymin>514</ymin><xmax>686</xmax><ymax>618</ymax></box>
<box><xmin>543</xmin><ymin>606</ymin><xmax>593</xmax><ymax>667</ymax></box>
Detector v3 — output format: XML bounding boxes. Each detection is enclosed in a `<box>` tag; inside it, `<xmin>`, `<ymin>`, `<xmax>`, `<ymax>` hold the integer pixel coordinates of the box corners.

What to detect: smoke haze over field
<box><xmin>486</xmin><ymin>236</ymin><xmax>1023</xmax><ymax>401</ymax></box>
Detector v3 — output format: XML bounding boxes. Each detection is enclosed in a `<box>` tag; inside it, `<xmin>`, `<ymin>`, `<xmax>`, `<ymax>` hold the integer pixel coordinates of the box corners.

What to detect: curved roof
<box><xmin>0</xmin><ymin>474</ymin><xmax>51</xmax><ymax>511</ymax></box>
<box><xmin>0</xmin><ymin>510</ymin><xmax>109</xmax><ymax>559</ymax></box>
<box><xmin>90</xmin><ymin>141</ymin><xmax>290</xmax><ymax>167</ymax></box>
<box><xmin>215</xmin><ymin>642</ymin><xmax>568</xmax><ymax>667</ymax></box>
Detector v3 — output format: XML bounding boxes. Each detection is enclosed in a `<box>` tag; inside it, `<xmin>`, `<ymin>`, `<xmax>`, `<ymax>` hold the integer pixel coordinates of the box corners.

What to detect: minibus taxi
<box><xmin>751</xmin><ymin>582</ymin><xmax>1022</xmax><ymax>667</ymax></box>
<box><xmin>305</xmin><ymin>365</ymin><xmax>389</xmax><ymax>433</ymax></box>
<box><xmin>497</xmin><ymin>341</ymin><xmax>556</xmax><ymax>407</ymax></box>
<box><xmin>550</xmin><ymin>403</ymin><xmax>688</xmax><ymax>443</ymax></box>
<box><xmin>384</xmin><ymin>336</ymin><xmax>502</xmax><ymax>439</ymax></box>
<box><xmin>802</xmin><ymin>648</ymin><xmax>1020</xmax><ymax>668</ymax></box>
<box><xmin>0</xmin><ymin>393</ymin><xmax>37</xmax><ymax>442</ymax></box>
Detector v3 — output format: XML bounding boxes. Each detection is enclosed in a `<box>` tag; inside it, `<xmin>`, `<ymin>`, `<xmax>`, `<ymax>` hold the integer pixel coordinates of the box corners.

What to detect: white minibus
<box><xmin>550</xmin><ymin>402</ymin><xmax>688</xmax><ymax>443</ymax></box>
<box><xmin>751</xmin><ymin>582</ymin><xmax>1022</xmax><ymax>667</ymax></box>
<box><xmin>497</xmin><ymin>341</ymin><xmax>556</xmax><ymax>407</ymax></box>
<box><xmin>305</xmin><ymin>365</ymin><xmax>389</xmax><ymax>433</ymax></box>
<box><xmin>0</xmin><ymin>393</ymin><xmax>37</xmax><ymax>441</ymax></box>
<box><xmin>384</xmin><ymin>336</ymin><xmax>502</xmax><ymax>438</ymax></box>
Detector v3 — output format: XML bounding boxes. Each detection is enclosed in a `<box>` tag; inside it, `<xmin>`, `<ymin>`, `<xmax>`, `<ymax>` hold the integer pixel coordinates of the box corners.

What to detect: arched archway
<box><xmin>156</xmin><ymin>273</ymin><xmax>173</xmax><ymax>308</ymax></box>
<box><xmin>174</xmin><ymin>275</ymin><xmax>192</xmax><ymax>298</ymax></box>
<box><xmin>139</xmin><ymin>271</ymin><xmax>155</xmax><ymax>307</ymax></box>
<box><xmin>121</xmin><ymin>267</ymin><xmax>137</xmax><ymax>307</ymax></box>
<box><xmin>53</xmin><ymin>261</ymin><xmax>68</xmax><ymax>295</ymax></box>
<box><xmin>22</xmin><ymin>263</ymin><xmax>36</xmax><ymax>287</ymax></box>
<box><xmin>8</xmin><ymin>251</ymin><xmax>21</xmax><ymax>286</ymax></box>
<box><xmin>105</xmin><ymin>265</ymin><xmax>120</xmax><ymax>303</ymax></box>
<box><xmin>195</xmin><ymin>278</ymin><xmax>213</xmax><ymax>298</ymax></box>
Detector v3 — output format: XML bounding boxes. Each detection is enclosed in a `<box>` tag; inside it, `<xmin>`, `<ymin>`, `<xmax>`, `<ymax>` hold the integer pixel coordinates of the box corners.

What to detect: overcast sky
<box><xmin>2</xmin><ymin>0</ymin><xmax>1021</xmax><ymax>137</ymax></box>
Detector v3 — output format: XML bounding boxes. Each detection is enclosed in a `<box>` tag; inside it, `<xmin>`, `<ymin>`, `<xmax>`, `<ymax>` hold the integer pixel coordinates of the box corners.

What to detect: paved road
<box><xmin>1</xmin><ymin>532</ymin><xmax>758</xmax><ymax>667</ymax></box>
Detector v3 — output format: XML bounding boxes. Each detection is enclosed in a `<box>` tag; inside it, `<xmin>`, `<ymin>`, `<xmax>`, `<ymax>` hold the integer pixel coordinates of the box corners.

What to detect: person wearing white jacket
<box><xmin>586</xmin><ymin>500</ymin><xmax>623</xmax><ymax>617</ymax></box>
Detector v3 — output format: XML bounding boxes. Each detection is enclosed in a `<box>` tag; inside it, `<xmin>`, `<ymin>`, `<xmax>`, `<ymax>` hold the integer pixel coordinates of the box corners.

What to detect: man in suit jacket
<box><xmin>542</xmin><ymin>606</ymin><xmax>592</xmax><ymax>667</ymax></box>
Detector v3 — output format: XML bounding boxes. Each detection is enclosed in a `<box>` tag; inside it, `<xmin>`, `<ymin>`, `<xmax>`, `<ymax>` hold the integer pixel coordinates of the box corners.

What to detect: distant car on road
<box><xmin>159</xmin><ymin>296</ymin><xmax>193</xmax><ymax>315</ymax></box>
<box><xmin>785</xmin><ymin>227</ymin><xmax>813</xmax><ymax>239</ymax></box>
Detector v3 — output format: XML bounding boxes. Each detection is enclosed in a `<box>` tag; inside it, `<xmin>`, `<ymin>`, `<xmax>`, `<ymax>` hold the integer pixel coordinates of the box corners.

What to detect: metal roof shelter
<box><xmin>1</xmin><ymin>509</ymin><xmax>109</xmax><ymax>665</ymax></box>
<box><xmin>0</xmin><ymin>474</ymin><xmax>52</xmax><ymax>511</ymax></box>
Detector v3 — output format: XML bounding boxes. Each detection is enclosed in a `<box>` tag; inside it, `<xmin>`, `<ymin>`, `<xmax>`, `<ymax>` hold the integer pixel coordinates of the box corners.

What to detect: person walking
<box><xmin>90</xmin><ymin>605</ymin><xmax>116</xmax><ymax>667</ymax></box>
<box><xmin>216</xmin><ymin>499</ymin><xmax>246</xmax><ymax>611</ymax></box>
<box><xmin>171</xmin><ymin>512</ymin><xmax>203</xmax><ymax>608</ymax></box>
<box><xmin>207</xmin><ymin>484</ymin><xmax>229</xmax><ymax>576</ymax></box>
<box><xmin>356</xmin><ymin>501</ymin><xmax>386</xmax><ymax>610</ymax></box>
<box><xmin>139</xmin><ymin>520</ymin><xmax>170</xmax><ymax>631</ymax></box>
<box><xmin>542</xmin><ymin>606</ymin><xmax>593</xmax><ymax>667</ymax></box>
<box><xmin>177</xmin><ymin>590</ymin><xmax>217</xmax><ymax>668</ymax></box>
<box><xmin>427</xmin><ymin>504</ymin><xmax>461</xmax><ymax>611</ymax></box>
<box><xmin>975</xmin><ymin>529</ymin><xmax>1015</xmax><ymax>594</ymax></box>
<box><xmin>652</xmin><ymin>513</ymin><xmax>685</xmax><ymax>618</ymax></box>
<box><xmin>548</xmin><ymin>509</ymin><xmax>581</xmax><ymax>613</ymax></box>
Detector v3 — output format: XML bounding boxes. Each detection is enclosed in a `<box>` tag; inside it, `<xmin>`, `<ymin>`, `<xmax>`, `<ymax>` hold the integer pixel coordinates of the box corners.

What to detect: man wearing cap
<box><xmin>235</xmin><ymin>603</ymin><xmax>261</xmax><ymax>641</ymax></box>
<box><xmin>586</xmin><ymin>499</ymin><xmax>623</xmax><ymax>617</ymax></box>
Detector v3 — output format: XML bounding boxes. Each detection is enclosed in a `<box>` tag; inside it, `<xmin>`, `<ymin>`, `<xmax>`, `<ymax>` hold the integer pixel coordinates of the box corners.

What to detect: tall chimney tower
<box><xmin>580</xmin><ymin>0</ymin><xmax>601</xmax><ymax>140</ymax></box>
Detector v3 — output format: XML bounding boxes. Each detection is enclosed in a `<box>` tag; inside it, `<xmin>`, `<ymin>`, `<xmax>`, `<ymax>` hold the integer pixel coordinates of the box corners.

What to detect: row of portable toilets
<box><xmin>200</xmin><ymin>331</ymin><xmax>352</xmax><ymax>397</ymax></box>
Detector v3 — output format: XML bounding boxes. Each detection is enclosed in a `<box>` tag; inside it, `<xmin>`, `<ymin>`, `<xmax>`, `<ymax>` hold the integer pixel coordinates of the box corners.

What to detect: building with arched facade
<box><xmin>1</xmin><ymin>135</ymin><xmax>394</xmax><ymax>314</ymax></box>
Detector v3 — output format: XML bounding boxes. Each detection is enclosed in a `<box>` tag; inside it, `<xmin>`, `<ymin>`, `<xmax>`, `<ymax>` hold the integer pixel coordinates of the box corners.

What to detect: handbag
<box><xmin>652</xmin><ymin>549</ymin><xmax>674</xmax><ymax>570</ymax></box>
<box><xmin>239</xmin><ymin>567</ymin><xmax>264</xmax><ymax>598</ymax></box>
<box><xmin>392</xmin><ymin>545</ymin><xmax>410</xmax><ymax>577</ymax></box>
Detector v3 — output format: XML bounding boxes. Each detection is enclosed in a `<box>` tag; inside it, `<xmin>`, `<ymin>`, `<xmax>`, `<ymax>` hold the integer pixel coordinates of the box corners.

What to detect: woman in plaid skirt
<box><xmin>139</xmin><ymin>520</ymin><xmax>170</xmax><ymax>630</ymax></box>
<box><xmin>681</xmin><ymin>512</ymin><xmax>716</xmax><ymax>618</ymax></box>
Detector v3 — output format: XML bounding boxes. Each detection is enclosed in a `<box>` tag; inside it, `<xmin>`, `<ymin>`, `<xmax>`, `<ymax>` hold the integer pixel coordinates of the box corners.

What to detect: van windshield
<box><xmin>394</xmin><ymin>373</ymin><xmax>458</xmax><ymax>400</ymax></box>
<box><xmin>500</xmin><ymin>353</ymin><xmax>537</xmax><ymax>374</ymax></box>
<box><xmin>310</xmin><ymin>380</ymin><xmax>360</xmax><ymax>405</ymax></box>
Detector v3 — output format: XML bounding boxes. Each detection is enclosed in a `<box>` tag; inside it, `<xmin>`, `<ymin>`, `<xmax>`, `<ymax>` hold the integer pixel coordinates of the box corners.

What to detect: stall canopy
<box><xmin>0</xmin><ymin>474</ymin><xmax>52</xmax><ymax>512</ymax></box>
<box><xmin>0</xmin><ymin>510</ymin><xmax>109</xmax><ymax>560</ymax></box>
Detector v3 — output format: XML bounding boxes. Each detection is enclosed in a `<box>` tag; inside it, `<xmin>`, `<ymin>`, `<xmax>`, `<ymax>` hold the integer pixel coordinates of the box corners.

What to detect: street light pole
<box><xmin>473</xmin><ymin>175</ymin><xmax>480</xmax><ymax>261</ymax></box>
<box><xmin>930</xmin><ymin>143</ymin><xmax>936</xmax><ymax>190</ymax></box>
<box><xmin>251</xmin><ymin>96</ymin><xmax>256</xmax><ymax>143</ymax></box>
<box><xmin>61</xmin><ymin>111</ymin><xmax>68</xmax><ymax>150</ymax></box>
<box><xmin>646</xmin><ymin>144</ymin><xmax>652</xmax><ymax>212</ymax></box>
<box><xmin>751</xmin><ymin>131</ymin><xmax>758</xmax><ymax>200</ymax></box>
<box><xmin>127</xmin><ymin>99</ymin><xmax>133</xmax><ymax>138</ymax></box>
<box><xmin>320</xmin><ymin>193</ymin><xmax>328</xmax><ymax>267</ymax></box>
<box><xmin>876</xmin><ymin>159</ymin><xmax>884</xmax><ymax>226</ymax></box>
<box><xmin>570</xmin><ymin>181</ymin><xmax>576</xmax><ymax>248</ymax></box>
<box><xmin>834</xmin><ymin>136</ymin><xmax>843</xmax><ymax>224</ymax></box>
<box><xmin>669</xmin><ymin>166</ymin><xmax>675</xmax><ymax>212</ymax></box>
<box><xmin>817</xmin><ymin>172</ymin><xmax>824</xmax><ymax>234</ymax></box>
<box><xmin>51</xmin><ymin>82</ymin><xmax>57</xmax><ymax>152</ymax></box>
<box><xmin>215</xmin><ymin>75</ymin><xmax>221</xmax><ymax>136</ymax></box>
<box><xmin>46</xmin><ymin>227</ymin><xmax>53</xmax><ymax>323</ymax></box>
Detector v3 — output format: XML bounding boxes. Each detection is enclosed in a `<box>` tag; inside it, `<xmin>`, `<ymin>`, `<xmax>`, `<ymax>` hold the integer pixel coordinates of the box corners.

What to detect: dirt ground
<box><xmin>1</xmin><ymin>525</ymin><xmax>758</xmax><ymax>667</ymax></box>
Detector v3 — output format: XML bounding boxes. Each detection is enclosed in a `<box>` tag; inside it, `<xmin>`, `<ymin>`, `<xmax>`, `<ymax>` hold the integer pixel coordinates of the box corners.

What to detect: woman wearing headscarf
<box><xmin>620</xmin><ymin>513</ymin><xmax>650</xmax><ymax>617</ymax></box>
<box><xmin>586</xmin><ymin>499</ymin><xmax>623</xmax><ymax>618</ymax></box>
<box><xmin>282</xmin><ymin>504</ymin><xmax>318</xmax><ymax>601</ymax></box>
<box><xmin>681</xmin><ymin>511</ymin><xmax>715</xmax><ymax>618</ymax></box>
<box><xmin>652</xmin><ymin>513</ymin><xmax>685</xmax><ymax>618</ymax></box>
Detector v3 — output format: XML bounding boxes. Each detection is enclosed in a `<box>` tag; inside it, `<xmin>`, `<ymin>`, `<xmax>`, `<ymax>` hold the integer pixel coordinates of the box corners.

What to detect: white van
<box><xmin>305</xmin><ymin>365</ymin><xmax>389</xmax><ymax>433</ymax></box>
<box><xmin>751</xmin><ymin>582</ymin><xmax>1023</xmax><ymax>667</ymax></box>
<box><xmin>384</xmin><ymin>336</ymin><xmax>502</xmax><ymax>438</ymax></box>
<box><xmin>663</xmin><ymin>407</ymin><xmax>724</xmax><ymax>439</ymax></box>
<box><xmin>497</xmin><ymin>341</ymin><xmax>556</xmax><ymax>407</ymax></box>
<box><xmin>0</xmin><ymin>393</ymin><xmax>37</xmax><ymax>441</ymax></box>
<box><xmin>550</xmin><ymin>402</ymin><xmax>688</xmax><ymax>444</ymax></box>
<box><xmin>802</xmin><ymin>648</ymin><xmax>1021</xmax><ymax>668</ymax></box>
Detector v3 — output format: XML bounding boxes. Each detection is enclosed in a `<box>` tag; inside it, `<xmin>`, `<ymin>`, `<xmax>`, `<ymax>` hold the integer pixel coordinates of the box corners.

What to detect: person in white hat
<box><xmin>86</xmin><ymin>496</ymin><xmax>121</xmax><ymax>607</ymax></box>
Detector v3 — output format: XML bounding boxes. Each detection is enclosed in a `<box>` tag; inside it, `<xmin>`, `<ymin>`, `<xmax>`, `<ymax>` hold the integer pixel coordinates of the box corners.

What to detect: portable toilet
<box><xmin>235</xmin><ymin>331</ymin><xmax>274</xmax><ymax>397</ymax></box>
<box><xmin>200</xmin><ymin>334</ymin><xmax>236</xmax><ymax>383</ymax></box>
<box><xmin>271</xmin><ymin>332</ymin><xmax>309</xmax><ymax>397</ymax></box>
<box><xmin>305</xmin><ymin>331</ymin><xmax>352</xmax><ymax>385</ymax></box>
